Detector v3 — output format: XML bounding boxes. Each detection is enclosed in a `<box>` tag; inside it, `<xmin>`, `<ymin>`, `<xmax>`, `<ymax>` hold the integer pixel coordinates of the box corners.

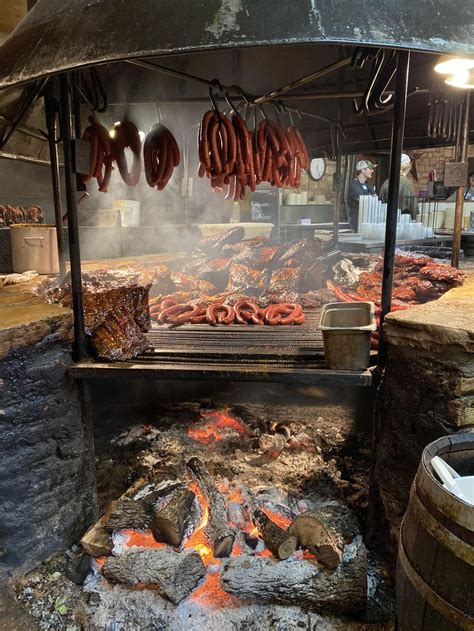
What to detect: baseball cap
<box><xmin>356</xmin><ymin>160</ymin><xmax>377</xmax><ymax>170</ymax></box>
<box><xmin>401</xmin><ymin>153</ymin><xmax>411</xmax><ymax>166</ymax></box>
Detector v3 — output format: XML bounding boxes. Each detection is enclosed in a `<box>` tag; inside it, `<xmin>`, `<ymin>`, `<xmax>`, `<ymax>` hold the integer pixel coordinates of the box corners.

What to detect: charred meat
<box><xmin>226</xmin><ymin>263</ymin><xmax>268</xmax><ymax>296</ymax></box>
<box><xmin>170</xmin><ymin>272</ymin><xmax>218</xmax><ymax>296</ymax></box>
<box><xmin>268</xmin><ymin>267</ymin><xmax>303</xmax><ymax>293</ymax></box>
<box><xmin>196</xmin><ymin>227</ymin><xmax>245</xmax><ymax>255</ymax></box>
<box><xmin>91</xmin><ymin>306</ymin><xmax>149</xmax><ymax>361</ymax></box>
<box><xmin>273</xmin><ymin>238</ymin><xmax>323</xmax><ymax>267</ymax></box>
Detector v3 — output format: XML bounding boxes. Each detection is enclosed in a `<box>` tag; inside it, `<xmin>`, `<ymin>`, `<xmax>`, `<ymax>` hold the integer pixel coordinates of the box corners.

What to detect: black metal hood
<box><xmin>0</xmin><ymin>0</ymin><xmax>474</xmax><ymax>89</ymax></box>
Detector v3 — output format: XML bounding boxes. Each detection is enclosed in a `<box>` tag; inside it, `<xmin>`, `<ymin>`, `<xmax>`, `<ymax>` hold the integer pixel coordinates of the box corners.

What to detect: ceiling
<box><xmin>0</xmin><ymin>1</ymin><xmax>473</xmax><ymax>159</ymax></box>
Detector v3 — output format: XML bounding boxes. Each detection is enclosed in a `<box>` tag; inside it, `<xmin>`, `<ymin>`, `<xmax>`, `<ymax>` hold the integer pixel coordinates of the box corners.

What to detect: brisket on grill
<box><xmin>232</xmin><ymin>245</ymin><xmax>278</xmax><ymax>269</ymax></box>
<box><xmin>91</xmin><ymin>306</ymin><xmax>149</xmax><ymax>361</ymax></box>
<box><xmin>258</xmin><ymin>290</ymin><xmax>300</xmax><ymax>307</ymax></box>
<box><xmin>196</xmin><ymin>227</ymin><xmax>245</xmax><ymax>255</ymax></box>
<box><xmin>273</xmin><ymin>238</ymin><xmax>323</xmax><ymax>267</ymax></box>
<box><xmin>268</xmin><ymin>266</ymin><xmax>303</xmax><ymax>293</ymax></box>
<box><xmin>136</xmin><ymin>265</ymin><xmax>172</xmax><ymax>295</ymax></box>
<box><xmin>194</xmin><ymin>258</ymin><xmax>231</xmax><ymax>289</ymax></box>
<box><xmin>47</xmin><ymin>270</ymin><xmax>152</xmax><ymax>361</ymax></box>
<box><xmin>226</xmin><ymin>263</ymin><xmax>268</xmax><ymax>296</ymax></box>
<box><xmin>170</xmin><ymin>272</ymin><xmax>218</xmax><ymax>296</ymax></box>
<box><xmin>222</xmin><ymin>236</ymin><xmax>269</xmax><ymax>257</ymax></box>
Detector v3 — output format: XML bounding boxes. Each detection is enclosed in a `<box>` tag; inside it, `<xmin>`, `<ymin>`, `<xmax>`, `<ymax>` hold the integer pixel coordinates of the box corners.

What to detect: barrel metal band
<box><xmin>398</xmin><ymin>538</ymin><xmax>474</xmax><ymax>630</ymax></box>
<box><xmin>410</xmin><ymin>483</ymin><xmax>474</xmax><ymax>566</ymax></box>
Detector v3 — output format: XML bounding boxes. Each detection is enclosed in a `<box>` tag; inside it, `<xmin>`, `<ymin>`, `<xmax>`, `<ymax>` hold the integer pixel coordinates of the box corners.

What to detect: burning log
<box><xmin>102</xmin><ymin>548</ymin><xmax>206</xmax><ymax>604</ymax></box>
<box><xmin>150</xmin><ymin>486</ymin><xmax>197</xmax><ymax>548</ymax></box>
<box><xmin>221</xmin><ymin>538</ymin><xmax>367</xmax><ymax>614</ymax></box>
<box><xmin>106</xmin><ymin>481</ymin><xmax>183</xmax><ymax>533</ymax></box>
<box><xmin>81</xmin><ymin>505</ymin><xmax>114</xmax><ymax>557</ymax></box>
<box><xmin>288</xmin><ymin>512</ymin><xmax>341</xmax><ymax>570</ymax></box>
<box><xmin>105</xmin><ymin>499</ymin><xmax>152</xmax><ymax>532</ymax></box>
<box><xmin>254</xmin><ymin>508</ymin><xmax>297</xmax><ymax>560</ymax></box>
<box><xmin>186</xmin><ymin>457</ymin><xmax>235</xmax><ymax>558</ymax></box>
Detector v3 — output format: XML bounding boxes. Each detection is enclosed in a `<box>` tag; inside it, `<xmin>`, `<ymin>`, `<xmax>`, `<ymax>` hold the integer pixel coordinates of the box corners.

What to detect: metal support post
<box><xmin>451</xmin><ymin>92</ymin><xmax>470</xmax><ymax>269</ymax></box>
<box><xmin>59</xmin><ymin>73</ymin><xmax>86</xmax><ymax>361</ymax></box>
<box><xmin>44</xmin><ymin>83</ymin><xmax>66</xmax><ymax>278</ymax></box>
<box><xmin>377</xmin><ymin>51</ymin><xmax>410</xmax><ymax>369</ymax></box>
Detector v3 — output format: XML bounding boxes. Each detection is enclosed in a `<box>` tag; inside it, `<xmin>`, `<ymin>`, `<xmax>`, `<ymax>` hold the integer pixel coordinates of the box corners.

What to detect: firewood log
<box><xmin>186</xmin><ymin>457</ymin><xmax>235</xmax><ymax>558</ymax></box>
<box><xmin>254</xmin><ymin>508</ymin><xmax>297</xmax><ymax>560</ymax></box>
<box><xmin>105</xmin><ymin>481</ymin><xmax>183</xmax><ymax>532</ymax></box>
<box><xmin>221</xmin><ymin>540</ymin><xmax>367</xmax><ymax>615</ymax></box>
<box><xmin>288</xmin><ymin>511</ymin><xmax>341</xmax><ymax>569</ymax></box>
<box><xmin>150</xmin><ymin>486</ymin><xmax>196</xmax><ymax>548</ymax></box>
<box><xmin>105</xmin><ymin>499</ymin><xmax>152</xmax><ymax>532</ymax></box>
<box><xmin>102</xmin><ymin>548</ymin><xmax>206</xmax><ymax>604</ymax></box>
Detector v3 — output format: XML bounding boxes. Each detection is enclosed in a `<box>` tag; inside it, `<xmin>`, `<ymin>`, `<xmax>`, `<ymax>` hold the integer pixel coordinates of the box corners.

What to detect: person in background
<box><xmin>380</xmin><ymin>153</ymin><xmax>418</xmax><ymax>219</ymax></box>
<box><xmin>464</xmin><ymin>172</ymin><xmax>474</xmax><ymax>201</ymax></box>
<box><xmin>347</xmin><ymin>159</ymin><xmax>377</xmax><ymax>231</ymax></box>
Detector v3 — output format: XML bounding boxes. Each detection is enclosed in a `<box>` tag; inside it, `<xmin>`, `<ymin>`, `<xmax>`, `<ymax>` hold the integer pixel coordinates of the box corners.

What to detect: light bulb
<box><xmin>445</xmin><ymin>69</ymin><xmax>474</xmax><ymax>89</ymax></box>
<box><xmin>434</xmin><ymin>55</ymin><xmax>474</xmax><ymax>75</ymax></box>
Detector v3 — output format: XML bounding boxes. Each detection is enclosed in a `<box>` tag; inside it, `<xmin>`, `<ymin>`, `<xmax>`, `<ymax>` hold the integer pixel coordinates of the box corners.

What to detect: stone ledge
<box><xmin>0</xmin><ymin>277</ymin><xmax>72</xmax><ymax>360</ymax></box>
<box><xmin>0</xmin><ymin>306</ymin><xmax>72</xmax><ymax>360</ymax></box>
<box><xmin>384</xmin><ymin>274</ymin><xmax>474</xmax><ymax>356</ymax></box>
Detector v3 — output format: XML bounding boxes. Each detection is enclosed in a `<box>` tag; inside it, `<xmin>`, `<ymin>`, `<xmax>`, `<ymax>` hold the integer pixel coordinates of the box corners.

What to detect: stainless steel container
<box><xmin>10</xmin><ymin>224</ymin><xmax>59</xmax><ymax>274</ymax></box>
<box><xmin>319</xmin><ymin>301</ymin><xmax>376</xmax><ymax>370</ymax></box>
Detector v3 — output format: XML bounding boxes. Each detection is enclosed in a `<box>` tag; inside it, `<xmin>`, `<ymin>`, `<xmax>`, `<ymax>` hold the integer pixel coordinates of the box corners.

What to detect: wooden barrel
<box><xmin>396</xmin><ymin>433</ymin><xmax>474</xmax><ymax>630</ymax></box>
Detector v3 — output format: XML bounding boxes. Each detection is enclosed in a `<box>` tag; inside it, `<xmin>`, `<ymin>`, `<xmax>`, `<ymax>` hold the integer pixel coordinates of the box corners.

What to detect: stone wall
<box><xmin>407</xmin><ymin>144</ymin><xmax>474</xmax><ymax>195</ymax></box>
<box><xmin>0</xmin><ymin>303</ymin><xmax>98</xmax><ymax>573</ymax></box>
<box><xmin>373</xmin><ymin>283</ymin><xmax>474</xmax><ymax>543</ymax></box>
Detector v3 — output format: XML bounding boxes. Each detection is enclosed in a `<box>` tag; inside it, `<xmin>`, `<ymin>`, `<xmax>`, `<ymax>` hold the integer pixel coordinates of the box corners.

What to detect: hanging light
<box><xmin>434</xmin><ymin>55</ymin><xmax>474</xmax><ymax>89</ymax></box>
<box><xmin>434</xmin><ymin>55</ymin><xmax>474</xmax><ymax>75</ymax></box>
<box><xmin>445</xmin><ymin>69</ymin><xmax>474</xmax><ymax>90</ymax></box>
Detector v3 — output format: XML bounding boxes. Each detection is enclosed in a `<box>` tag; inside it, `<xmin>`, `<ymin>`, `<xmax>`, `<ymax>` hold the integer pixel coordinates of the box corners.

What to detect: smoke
<box><xmin>78</xmin><ymin>101</ymin><xmax>233</xmax><ymax>260</ymax></box>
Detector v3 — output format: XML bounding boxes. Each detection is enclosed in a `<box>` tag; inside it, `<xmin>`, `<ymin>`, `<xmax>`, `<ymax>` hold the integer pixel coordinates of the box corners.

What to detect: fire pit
<box><xmin>74</xmin><ymin>405</ymin><xmax>371</xmax><ymax>628</ymax></box>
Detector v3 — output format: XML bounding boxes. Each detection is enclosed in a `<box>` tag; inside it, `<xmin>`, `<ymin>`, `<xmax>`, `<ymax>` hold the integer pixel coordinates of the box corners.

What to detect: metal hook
<box><xmin>155</xmin><ymin>100</ymin><xmax>163</xmax><ymax>124</ymax></box>
<box><xmin>225</xmin><ymin>91</ymin><xmax>242</xmax><ymax>119</ymax></box>
<box><xmin>209</xmin><ymin>85</ymin><xmax>219</xmax><ymax>111</ymax></box>
<box><xmin>244</xmin><ymin>100</ymin><xmax>250</xmax><ymax>123</ymax></box>
<box><xmin>258</xmin><ymin>104</ymin><xmax>267</xmax><ymax>121</ymax></box>
<box><xmin>282</xmin><ymin>103</ymin><xmax>294</xmax><ymax>127</ymax></box>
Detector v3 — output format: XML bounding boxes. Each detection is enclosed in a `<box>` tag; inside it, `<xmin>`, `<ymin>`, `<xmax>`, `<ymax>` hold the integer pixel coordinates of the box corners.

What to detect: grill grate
<box><xmin>143</xmin><ymin>309</ymin><xmax>324</xmax><ymax>360</ymax></box>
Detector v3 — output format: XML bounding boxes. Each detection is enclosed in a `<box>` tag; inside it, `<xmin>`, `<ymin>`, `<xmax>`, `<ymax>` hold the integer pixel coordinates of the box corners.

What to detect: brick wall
<box><xmin>284</xmin><ymin>146</ymin><xmax>474</xmax><ymax>200</ymax></box>
<box><xmin>281</xmin><ymin>161</ymin><xmax>337</xmax><ymax>202</ymax></box>
<box><xmin>408</xmin><ymin>145</ymin><xmax>474</xmax><ymax>194</ymax></box>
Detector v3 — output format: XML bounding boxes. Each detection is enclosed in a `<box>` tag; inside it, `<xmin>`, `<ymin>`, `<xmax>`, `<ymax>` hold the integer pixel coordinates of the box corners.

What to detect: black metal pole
<box><xmin>59</xmin><ymin>73</ymin><xmax>86</xmax><ymax>361</ymax></box>
<box><xmin>45</xmin><ymin>84</ymin><xmax>66</xmax><ymax>278</ymax></box>
<box><xmin>332</xmin><ymin>129</ymin><xmax>342</xmax><ymax>245</ymax></box>
<box><xmin>377</xmin><ymin>51</ymin><xmax>410</xmax><ymax>369</ymax></box>
<box><xmin>451</xmin><ymin>91</ymin><xmax>470</xmax><ymax>269</ymax></box>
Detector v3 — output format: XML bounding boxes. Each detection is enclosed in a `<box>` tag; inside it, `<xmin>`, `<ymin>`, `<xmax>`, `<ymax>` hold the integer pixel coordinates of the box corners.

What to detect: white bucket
<box><xmin>10</xmin><ymin>224</ymin><xmax>59</xmax><ymax>274</ymax></box>
<box><xmin>431</xmin><ymin>456</ymin><xmax>474</xmax><ymax>506</ymax></box>
<box><xmin>113</xmin><ymin>199</ymin><xmax>141</xmax><ymax>226</ymax></box>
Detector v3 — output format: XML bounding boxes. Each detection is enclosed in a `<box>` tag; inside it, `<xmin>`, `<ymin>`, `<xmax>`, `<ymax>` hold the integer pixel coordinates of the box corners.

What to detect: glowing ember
<box><xmin>261</xmin><ymin>507</ymin><xmax>292</xmax><ymax>530</ymax></box>
<box><xmin>232</xmin><ymin>540</ymin><xmax>242</xmax><ymax>557</ymax></box>
<box><xmin>189</xmin><ymin>572</ymin><xmax>240</xmax><ymax>608</ymax></box>
<box><xmin>303</xmin><ymin>550</ymin><xmax>318</xmax><ymax>560</ymax></box>
<box><xmin>186</xmin><ymin>480</ymin><xmax>212</xmax><ymax>559</ymax></box>
<box><xmin>187</xmin><ymin>410</ymin><xmax>248</xmax><ymax>445</ymax></box>
<box><xmin>226</xmin><ymin>487</ymin><xmax>245</xmax><ymax>504</ymax></box>
<box><xmin>122</xmin><ymin>529</ymin><xmax>167</xmax><ymax>549</ymax></box>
